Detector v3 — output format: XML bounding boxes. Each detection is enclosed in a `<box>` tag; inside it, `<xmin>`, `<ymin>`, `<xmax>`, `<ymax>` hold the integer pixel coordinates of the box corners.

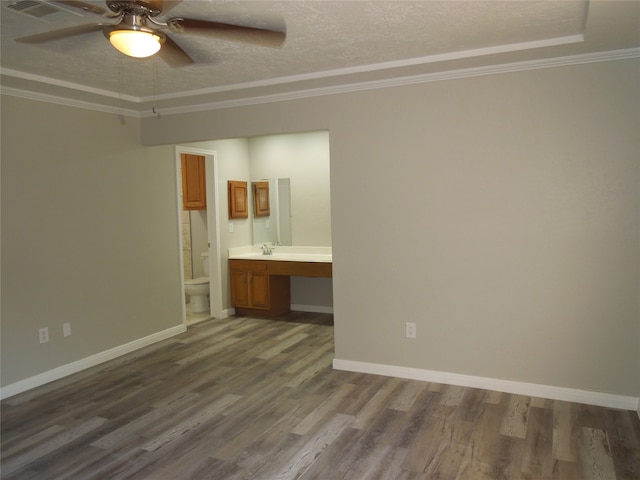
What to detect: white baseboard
<box><xmin>333</xmin><ymin>358</ymin><xmax>640</xmax><ymax>412</ymax></box>
<box><xmin>1</xmin><ymin>324</ymin><xmax>186</xmax><ymax>400</ymax></box>
<box><xmin>291</xmin><ymin>304</ymin><xmax>334</xmax><ymax>314</ymax></box>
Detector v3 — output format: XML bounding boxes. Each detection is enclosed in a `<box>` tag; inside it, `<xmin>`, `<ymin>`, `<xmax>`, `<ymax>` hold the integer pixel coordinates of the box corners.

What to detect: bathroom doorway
<box><xmin>175</xmin><ymin>146</ymin><xmax>224</xmax><ymax>325</ymax></box>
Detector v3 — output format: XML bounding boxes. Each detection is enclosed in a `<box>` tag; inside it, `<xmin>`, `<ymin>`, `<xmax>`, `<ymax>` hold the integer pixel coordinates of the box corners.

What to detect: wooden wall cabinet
<box><xmin>230</xmin><ymin>259</ymin><xmax>290</xmax><ymax>316</ymax></box>
<box><xmin>181</xmin><ymin>154</ymin><xmax>206</xmax><ymax>210</ymax></box>
<box><xmin>253</xmin><ymin>181</ymin><xmax>270</xmax><ymax>217</ymax></box>
<box><xmin>228</xmin><ymin>180</ymin><xmax>249</xmax><ymax>219</ymax></box>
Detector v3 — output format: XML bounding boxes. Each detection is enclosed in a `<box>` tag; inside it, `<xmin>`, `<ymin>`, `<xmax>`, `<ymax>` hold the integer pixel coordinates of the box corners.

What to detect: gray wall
<box><xmin>1</xmin><ymin>59</ymin><xmax>638</xmax><ymax>398</ymax></box>
<box><xmin>1</xmin><ymin>98</ymin><xmax>183</xmax><ymax>386</ymax></box>
<box><xmin>141</xmin><ymin>59</ymin><xmax>640</xmax><ymax>397</ymax></box>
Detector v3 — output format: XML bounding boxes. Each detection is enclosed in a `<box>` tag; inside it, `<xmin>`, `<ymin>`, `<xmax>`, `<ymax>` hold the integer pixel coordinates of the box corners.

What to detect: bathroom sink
<box><xmin>228</xmin><ymin>246</ymin><xmax>332</xmax><ymax>263</ymax></box>
<box><xmin>230</xmin><ymin>252</ymin><xmax>331</xmax><ymax>263</ymax></box>
<box><xmin>268</xmin><ymin>252</ymin><xmax>332</xmax><ymax>262</ymax></box>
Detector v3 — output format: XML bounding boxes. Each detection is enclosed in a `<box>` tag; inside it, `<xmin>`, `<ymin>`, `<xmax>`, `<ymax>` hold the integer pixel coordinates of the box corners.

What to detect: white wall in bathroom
<box><xmin>249</xmin><ymin>131</ymin><xmax>331</xmax><ymax>247</ymax></box>
<box><xmin>190</xmin><ymin>210</ymin><xmax>208</xmax><ymax>278</ymax></box>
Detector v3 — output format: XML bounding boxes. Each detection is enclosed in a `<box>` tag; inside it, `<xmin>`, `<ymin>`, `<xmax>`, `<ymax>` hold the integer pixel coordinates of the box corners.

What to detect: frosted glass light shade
<box><xmin>109</xmin><ymin>30</ymin><xmax>161</xmax><ymax>58</ymax></box>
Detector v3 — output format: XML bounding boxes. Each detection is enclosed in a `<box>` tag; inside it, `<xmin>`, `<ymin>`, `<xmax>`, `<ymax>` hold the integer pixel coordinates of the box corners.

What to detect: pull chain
<box><xmin>117</xmin><ymin>52</ymin><xmax>125</xmax><ymax>123</ymax></box>
<box><xmin>152</xmin><ymin>58</ymin><xmax>159</xmax><ymax>117</ymax></box>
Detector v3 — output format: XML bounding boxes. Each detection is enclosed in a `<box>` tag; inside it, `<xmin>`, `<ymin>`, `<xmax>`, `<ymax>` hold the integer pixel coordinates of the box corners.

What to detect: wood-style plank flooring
<box><xmin>2</xmin><ymin>312</ymin><xmax>639</xmax><ymax>479</ymax></box>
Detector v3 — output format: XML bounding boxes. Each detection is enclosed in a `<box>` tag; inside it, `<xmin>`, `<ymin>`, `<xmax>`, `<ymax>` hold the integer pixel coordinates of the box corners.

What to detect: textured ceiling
<box><xmin>1</xmin><ymin>0</ymin><xmax>639</xmax><ymax>114</ymax></box>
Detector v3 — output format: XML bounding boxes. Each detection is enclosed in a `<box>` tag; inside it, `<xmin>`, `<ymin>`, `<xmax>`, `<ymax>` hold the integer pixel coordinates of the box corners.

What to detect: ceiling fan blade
<box><xmin>16</xmin><ymin>23</ymin><xmax>107</xmax><ymax>43</ymax></box>
<box><xmin>170</xmin><ymin>18</ymin><xmax>286</xmax><ymax>48</ymax></box>
<box><xmin>52</xmin><ymin>1</ymin><xmax>115</xmax><ymax>17</ymax></box>
<box><xmin>158</xmin><ymin>34</ymin><xmax>195</xmax><ymax>68</ymax></box>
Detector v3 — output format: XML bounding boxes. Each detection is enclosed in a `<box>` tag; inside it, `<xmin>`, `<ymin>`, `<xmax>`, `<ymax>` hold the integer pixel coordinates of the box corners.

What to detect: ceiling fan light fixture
<box><xmin>109</xmin><ymin>29</ymin><xmax>162</xmax><ymax>58</ymax></box>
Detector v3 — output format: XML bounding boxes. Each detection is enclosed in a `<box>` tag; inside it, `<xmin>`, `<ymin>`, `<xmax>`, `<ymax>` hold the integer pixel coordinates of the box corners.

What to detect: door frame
<box><xmin>175</xmin><ymin>146</ymin><xmax>224</xmax><ymax>321</ymax></box>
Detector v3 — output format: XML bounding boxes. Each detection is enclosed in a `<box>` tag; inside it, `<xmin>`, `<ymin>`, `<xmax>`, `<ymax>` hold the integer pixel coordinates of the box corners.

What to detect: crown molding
<box><xmin>139</xmin><ymin>47</ymin><xmax>640</xmax><ymax>117</ymax></box>
<box><xmin>0</xmin><ymin>67</ymin><xmax>140</xmax><ymax>103</ymax></box>
<box><xmin>142</xmin><ymin>34</ymin><xmax>586</xmax><ymax>103</ymax></box>
<box><xmin>0</xmin><ymin>85</ymin><xmax>140</xmax><ymax>117</ymax></box>
<box><xmin>2</xmin><ymin>34</ymin><xmax>584</xmax><ymax>106</ymax></box>
<box><xmin>1</xmin><ymin>47</ymin><xmax>638</xmax><ymax>118</ymax></box>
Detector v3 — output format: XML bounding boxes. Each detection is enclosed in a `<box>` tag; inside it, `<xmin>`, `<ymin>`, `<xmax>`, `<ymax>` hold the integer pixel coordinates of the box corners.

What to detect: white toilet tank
<box><xmin>201</xmin><ymin>252</ymin><xmax>209</xmax><ymax>276</ymax></box>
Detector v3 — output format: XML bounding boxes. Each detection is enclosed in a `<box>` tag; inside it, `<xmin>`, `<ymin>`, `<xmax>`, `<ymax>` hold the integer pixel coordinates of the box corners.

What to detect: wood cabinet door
<box><xmin>230</xmin><ymin>268</ymin><xmax>249</xmax><ymax>307</ymax></box>
<box><xmin>181</xmin><ymin>154</ymin><xmax>206</xmax><ymax>210</ymax></box>
<box><xmin>228</xmin><ymin>180</ymin><xmax>248</xmax><ymax>219</ymax></box>
<box><xmin>230</xmin><ymin>260</ymin><xmax>269</xmax><ymax>309</ymax></box>
<box><xmin>249</xmin><ymin>268</ymin><xmax>269</xmax><ymax>309</ymax></box>
<box><xmin>253</xmin><ymin>181</ymin><xmax>270</xmax><ymax>217</ymax></box>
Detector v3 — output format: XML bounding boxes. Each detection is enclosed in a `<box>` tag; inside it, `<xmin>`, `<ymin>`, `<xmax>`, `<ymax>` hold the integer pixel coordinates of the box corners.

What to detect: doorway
<box><xmin>175</xmin><ymin>146</ymin><xmax>224</xmax><ymax>324</ymax></box>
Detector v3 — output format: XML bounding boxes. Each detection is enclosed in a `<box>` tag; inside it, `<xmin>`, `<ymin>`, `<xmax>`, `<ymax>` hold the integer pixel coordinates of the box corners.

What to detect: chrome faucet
<box><xmin>261</xmin><ymin>244</ymin><xmax>272</xmax><ymax>255</ymax></box>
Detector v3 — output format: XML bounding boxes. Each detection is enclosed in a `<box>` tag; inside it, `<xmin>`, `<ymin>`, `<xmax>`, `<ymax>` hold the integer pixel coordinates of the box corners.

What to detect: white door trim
<box><xmin>174</xmin><ymin>147</ymin><xmax>223</xmax><ymax>321</ymax></box>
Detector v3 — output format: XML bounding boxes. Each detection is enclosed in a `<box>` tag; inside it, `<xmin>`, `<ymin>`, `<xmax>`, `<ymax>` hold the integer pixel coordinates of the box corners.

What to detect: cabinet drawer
<box><xmin>230</xmin><ymin>259</ymin><xmax>268</xmax><ymax>273</ymax></box>
<box><xmin>267</xmin><ymin>261</ymin><xmax>332</xmax><ymax>278</ymax></box>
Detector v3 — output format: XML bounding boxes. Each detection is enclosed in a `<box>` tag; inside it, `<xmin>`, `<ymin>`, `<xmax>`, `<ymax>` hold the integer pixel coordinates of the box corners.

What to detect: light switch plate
<box><xmin>39</xmin><ymin>327</ymin><xmax>49</xmax><ymax>344</ymax></box>
<box><xmin>406</xmin><ymin>322</ymin><xmax>416</xmax><ymax>338</ymax></box>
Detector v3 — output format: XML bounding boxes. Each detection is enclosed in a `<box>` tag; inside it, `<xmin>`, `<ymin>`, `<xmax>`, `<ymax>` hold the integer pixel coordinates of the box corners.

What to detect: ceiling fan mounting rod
<box><xmin>106</xmin><ymin>1</ymin><xmax>161</xmax><ymax>17</ymax></box>
<box><xmin>119</xmin><ymin>12</ymin><xmax>156</xmax><ymax>32</ymax></box>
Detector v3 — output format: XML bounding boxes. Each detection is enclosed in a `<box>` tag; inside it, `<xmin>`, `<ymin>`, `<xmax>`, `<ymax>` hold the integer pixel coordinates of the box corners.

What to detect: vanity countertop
<box><xmin>228</xmin><ymin>245</ymin><xmax>332</xmax><ymax>263</ymax></box>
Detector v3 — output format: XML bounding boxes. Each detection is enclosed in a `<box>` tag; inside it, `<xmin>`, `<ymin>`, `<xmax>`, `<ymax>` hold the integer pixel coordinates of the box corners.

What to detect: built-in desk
<box><xmin>267</xmin><ymin>260</ymin><xmax>332</xmax><ymax>278</ymax></box>
<box><xmin>228</xmin><ymin>247</ymin><xmax>332</xmax><ymax>317</ymax></box>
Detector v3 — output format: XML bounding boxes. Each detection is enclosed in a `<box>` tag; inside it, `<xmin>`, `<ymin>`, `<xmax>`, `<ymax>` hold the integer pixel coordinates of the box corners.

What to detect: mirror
<box><xmin>249</xmin><ymin>130</ymin><xmax>331</xmax><ymax>247</ymax></box>
<box><xmin>253</xmin><ymin>178</ymin><xmax>293</xmax><ymax>246</ymax></box>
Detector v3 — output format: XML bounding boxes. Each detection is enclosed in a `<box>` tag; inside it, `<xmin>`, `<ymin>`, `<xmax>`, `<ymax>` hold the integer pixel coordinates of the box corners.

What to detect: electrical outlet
<box><xmin>39</xmin><ymin>327</ymin><xmax>49</xmax><ymax>344</ymax></box>
<box><xmin>63</xmin><ymin>322</ymin><xmax>72</xmax><ymax>337</ymax></box>
<box><xmin>405</xmin><ymin>322</ymin><xmax>416</xmax><ymax>339</ymax></box>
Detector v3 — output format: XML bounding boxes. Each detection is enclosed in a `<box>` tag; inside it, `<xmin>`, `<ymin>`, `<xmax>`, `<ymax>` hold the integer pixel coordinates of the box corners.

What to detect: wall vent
<box><xmin>6</xmin><ymin>1</ymin><xmax>80</xmax><ymax>21</ymax></box>
<box><xmin>7</xmin><ymin>1</ymin><xmax>60</xmax><ymax>18</ymax></box>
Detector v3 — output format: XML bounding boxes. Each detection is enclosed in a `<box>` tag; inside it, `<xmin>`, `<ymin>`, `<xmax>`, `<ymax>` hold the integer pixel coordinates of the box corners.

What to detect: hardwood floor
<box><xmin>2</xmin><ymin>312</ymin><xmax>639</xmax><ymax>479</ymax></box>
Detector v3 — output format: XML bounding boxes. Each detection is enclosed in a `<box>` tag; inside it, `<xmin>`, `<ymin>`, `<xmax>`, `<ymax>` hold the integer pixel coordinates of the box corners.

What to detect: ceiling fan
<box><xmin>15</xmin><ymin>0</ymin><xmax>286</xmax><ymax>67</ymax></box>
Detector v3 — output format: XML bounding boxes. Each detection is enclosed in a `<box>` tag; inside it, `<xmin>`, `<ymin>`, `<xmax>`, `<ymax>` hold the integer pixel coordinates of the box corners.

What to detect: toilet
<box><xmin>184</xmin><ymin>252</ymin><xmax>210</xmax><ymax>313</ymax></box>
